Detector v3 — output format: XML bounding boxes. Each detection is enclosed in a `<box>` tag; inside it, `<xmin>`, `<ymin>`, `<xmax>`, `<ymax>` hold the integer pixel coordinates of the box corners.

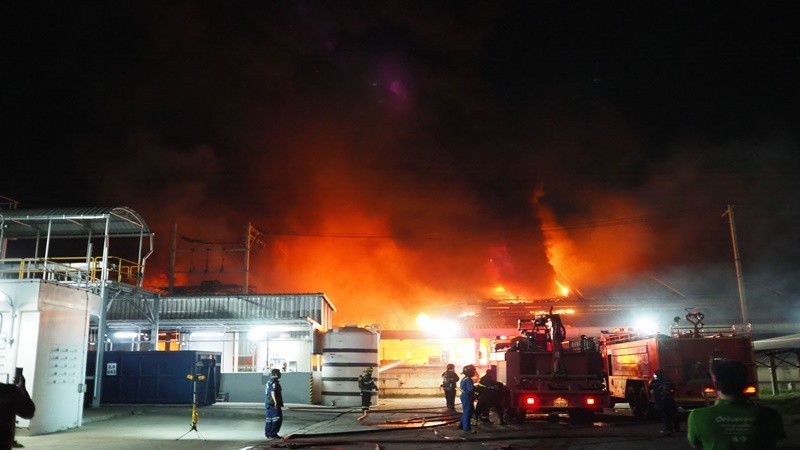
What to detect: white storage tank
<box><xmin>320</xmin><ymin>325</ymin><xmax>379</xmax><ymax>407</ymax></box>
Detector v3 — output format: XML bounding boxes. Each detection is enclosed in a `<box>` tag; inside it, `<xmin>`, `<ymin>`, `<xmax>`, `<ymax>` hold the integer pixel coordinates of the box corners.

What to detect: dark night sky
<box><xmin>3</xmin><ymin>2</ymin><xmax>799</xmax><ymax>328</ymax></box>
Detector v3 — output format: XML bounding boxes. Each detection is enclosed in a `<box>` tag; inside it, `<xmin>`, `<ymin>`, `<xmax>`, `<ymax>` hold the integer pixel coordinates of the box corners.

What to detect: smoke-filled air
<box><xmin>5</xmin><ymin>3</ymin><xmax>799</xmax><ymax>328</ymax></box>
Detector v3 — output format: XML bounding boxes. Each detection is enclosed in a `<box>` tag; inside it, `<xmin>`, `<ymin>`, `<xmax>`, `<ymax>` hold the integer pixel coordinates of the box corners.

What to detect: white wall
<box><xmin>0</xmin><ymin>280</ymin><xmax>100</xmax><ymax>435</ymax></box>
<box><xmin>264</xmin><ymin>338</ymin><xmax>312</xmax><ymax>373</ymax></box>
<box><xmin>185</xmin><ymin>334</ymin><xmax>313</xmax><ymax>373</ymax></box>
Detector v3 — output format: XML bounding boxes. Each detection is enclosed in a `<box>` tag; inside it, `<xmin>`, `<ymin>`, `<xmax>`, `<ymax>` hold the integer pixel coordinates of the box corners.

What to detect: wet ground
<box><xmin>15</xmin><ymin>397</ymin><xmax>800</xmax><ymax>449</ymax></box>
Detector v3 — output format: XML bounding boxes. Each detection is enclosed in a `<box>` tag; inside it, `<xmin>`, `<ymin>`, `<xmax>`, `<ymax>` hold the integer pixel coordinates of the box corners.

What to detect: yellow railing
<box><xmin>89</xmin><ymin>256</ymin><xmax>142</xmax><ymax>284</ymax></box>
<box><xmin>0</xmin><ymin>256</ymin><xmax>142</xmax><ymax>285</ymax></box>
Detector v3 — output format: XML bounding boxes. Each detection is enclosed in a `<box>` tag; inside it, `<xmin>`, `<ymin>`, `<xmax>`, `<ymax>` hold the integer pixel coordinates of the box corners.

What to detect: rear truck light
<box><xmin>744</xmin><ymin>386</ymin><xmax>757</xmax><ymax>394</ymax></box>
<box><xmin>523</xmin><ymin>396</ymin><xmax>536</xmax><ymax>406</ymax></box>
<box><xmin>585</xmin><ymin>397</ymin><xmax>596</xmax><ymax>406</ymax></box>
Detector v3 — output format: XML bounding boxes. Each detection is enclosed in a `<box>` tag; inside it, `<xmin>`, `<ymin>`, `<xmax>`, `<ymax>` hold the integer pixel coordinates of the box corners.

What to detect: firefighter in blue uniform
<box><xmin>459</xmin><ymin>364</ymin><xmax>477</xmax><ymax>433</ymax></box>
<box><xmin>264</xmin><ymin>368</ymin><xmax>284</xmax><ymax>439</ymax></box>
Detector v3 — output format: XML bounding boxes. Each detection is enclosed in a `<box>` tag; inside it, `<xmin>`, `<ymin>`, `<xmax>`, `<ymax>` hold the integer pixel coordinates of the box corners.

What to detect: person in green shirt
<box><xmin>687</xmin><ymin>360</ymin><xmax>785</xmax><ymax>449</ymax></box>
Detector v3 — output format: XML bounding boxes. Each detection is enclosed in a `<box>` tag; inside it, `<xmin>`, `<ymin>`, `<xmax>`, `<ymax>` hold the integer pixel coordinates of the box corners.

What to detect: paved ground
<box><xmin>14</xmin><ymin>397</ymin><xmax>800</xmax><ymax>449</ymax></box>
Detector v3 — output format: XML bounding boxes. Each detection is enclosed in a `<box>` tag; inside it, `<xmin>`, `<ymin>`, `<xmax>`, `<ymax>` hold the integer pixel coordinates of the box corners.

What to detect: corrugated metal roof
<box><xmin>106</xmin><ymin>293</ymin><xmax>335</xmax><ymax>330</ymax></box>
<box><xmin>753</xmin><ymin>333</ymin><xmax>800</xmax><ymax>351</ymax></box>
<box><xmin>0</xmin><ymin>206</ymin><xmax>151</xmax><ymax>238</ymax></box>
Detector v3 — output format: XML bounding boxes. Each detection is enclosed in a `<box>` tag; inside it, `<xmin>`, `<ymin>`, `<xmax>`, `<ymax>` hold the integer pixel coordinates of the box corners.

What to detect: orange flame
<box><xmin>533</xmin><ymin>185</ymin><xmax>653</xmax><ymax>298</ymax></box>
<box><xmin>556</xmin><ymin>280</ymin><xmax>569</xmax><ymax>296</ymax></box>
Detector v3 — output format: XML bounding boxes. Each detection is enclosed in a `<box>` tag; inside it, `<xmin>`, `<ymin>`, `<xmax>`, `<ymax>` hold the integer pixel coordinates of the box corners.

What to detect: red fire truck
<box><xmin>496</xmin><ymin>308</ymin><xmax>609</xmax><ymax>422</ymax></box>
<box><xmin>600</xmin><ymin>310</ymin><xmax>758</xmax><ymax>418</ymax></box>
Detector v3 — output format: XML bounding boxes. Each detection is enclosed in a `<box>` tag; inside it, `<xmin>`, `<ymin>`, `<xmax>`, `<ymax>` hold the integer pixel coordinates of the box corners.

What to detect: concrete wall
<box><xmin>379</xmin><ymin>365</ymin><xmax>450</xmax><ymax>397</ymax></box>
<box><xmin>219</xmin><ymin>371</ymin><xmax>313</xmax><ymax>404</ymax></box>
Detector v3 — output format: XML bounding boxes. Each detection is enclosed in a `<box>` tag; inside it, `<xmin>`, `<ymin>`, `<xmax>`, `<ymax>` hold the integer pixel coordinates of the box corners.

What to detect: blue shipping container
<box><xmin>86</xmin><ymin>351</ymin><xmax>221</xmax><ymax>405</ymax></box>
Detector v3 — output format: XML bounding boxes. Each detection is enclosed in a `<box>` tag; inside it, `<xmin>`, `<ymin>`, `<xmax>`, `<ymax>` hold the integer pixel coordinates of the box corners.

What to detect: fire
<box><xmin>416</xmin><ymin>312</ymin><xmax>458</xmax><ymax>337</ymax></box>
<box><xmin>532</xmin><ymin>185</ymin><xmax>653</xmax><ymax>299</ymax></box>
<box><xmin>556</xmin><ymin>280</ymin><xmax>570</xmax><ymax>296</ymax></box>
<box><xmin>493</xmin><ymin>285</ymin><xmax>511</xmax><ymax>298</ymax></box>
<box><xmin>531</xmin><ymin>308</ymin><xmax>574</xmax><ymax>316</ymax></box>
<box><xmin>416</xmin><ymin>312</ymin><xmax>435</xmax><ymax>330</ymax></box>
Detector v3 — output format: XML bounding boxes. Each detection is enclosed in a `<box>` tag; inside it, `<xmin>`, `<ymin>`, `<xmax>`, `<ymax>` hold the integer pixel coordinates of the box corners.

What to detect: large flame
<box><xmin>533</xmin><ymin>185</ymin><xmax>652</xmax><ymax>298</ymax></box>
<box><xmin>132</xmin><ymin>123</ymin><xmax>655</xmax><ymax>329</ymax></box>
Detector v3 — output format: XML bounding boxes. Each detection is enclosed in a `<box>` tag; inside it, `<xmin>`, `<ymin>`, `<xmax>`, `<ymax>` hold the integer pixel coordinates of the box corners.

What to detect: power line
<box><xmin>264</xmin><ymin>214</ymin><xmax>667</xmax><ymax>239</ymax></box>
<box><xmin>541</xmin><ymin>214</ymin><xmax>665</xmax><ymax>232</ymax></box>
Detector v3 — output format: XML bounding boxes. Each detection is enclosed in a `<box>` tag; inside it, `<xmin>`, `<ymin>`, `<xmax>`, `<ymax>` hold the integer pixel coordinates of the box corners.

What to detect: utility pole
<box><xmin>244</xmin><ymin>224</ymin><xmax>266</xmax><ymax>294</ymax></box>
<box><xmin>243</xmin><ymin>223</ymin><xmax>251</xmax><ymax>295</ymax></box>
<box><xmin>169</xmin><ymin>223</ymin><xmax>177</xmax><ymax>294</ymax></box>
<box><xmin>722</xmin><ymin>205</ymin><xmax>748</xmax><ymax>325</ymax></box>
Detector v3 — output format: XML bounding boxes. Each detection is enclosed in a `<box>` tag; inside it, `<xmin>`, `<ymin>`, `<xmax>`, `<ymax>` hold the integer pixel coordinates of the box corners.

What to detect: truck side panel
<box><xmin>605</xmin><ymin>334</ymin><xmax>755</xmax><ymax>407</ymax></box>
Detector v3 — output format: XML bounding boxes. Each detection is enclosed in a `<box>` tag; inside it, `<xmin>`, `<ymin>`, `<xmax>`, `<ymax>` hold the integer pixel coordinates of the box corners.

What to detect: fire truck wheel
<box><xmin>626</xmin><ymin>386</ymin><xmax>637</xmax><ymax>410</ymax></box>
<box><xmin>627</xmin><ymin>385</ymin><xmax>650</xmax><ymax>419</ymax></box>
<box><xmin>638</xmin><ymin>386</ymin><xmax>655</xmax><ymax>419</ymax></box>
<box><xmin>503</xmin><ymin>409</ymin><xmax>517</xmax><ymax>424</ymax></box>
<box><xmin>511</xmin><ymin>408</ymin><xmax>527</xmax><ymax>423</ymax></box>
<box><xmin>639</xmin><ymin>386</ymin><xmax>656</xmax><ymax>420</ymax></box>
<box><xmin>632</xmin><ymin>387</ymin><xmax>653</xmax><ymax>419</ymax></box>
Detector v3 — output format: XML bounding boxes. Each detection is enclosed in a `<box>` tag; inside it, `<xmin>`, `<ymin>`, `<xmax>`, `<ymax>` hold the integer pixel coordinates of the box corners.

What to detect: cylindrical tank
<box><xmin>320</xmin><ymin>325</ymin><xmax>379</xmax><ymax>407</ymax></box>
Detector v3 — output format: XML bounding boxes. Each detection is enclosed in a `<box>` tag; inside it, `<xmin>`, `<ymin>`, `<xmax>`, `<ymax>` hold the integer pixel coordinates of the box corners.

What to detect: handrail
<box><xmin>599</xmin><ymin>330</ymin><xmax>651</xmax><ymax>344</ymax></box>
<box><xmin>599</xmin><ymin>324</ymin><xmax>749</xmax><ymax>346</ymax></box>
<box><xmin>90</xmin><ymin>256</ymin><xmax>142</xmax><ymax>284</ymax></box>
<box><xmin>0</xmin><ymin>255</ymin><xmax>142</xmax><ymax>286</ymax></box>
<box><xmin>669</xmin><ymin>323</ymin><xmax>750</xmax><ymax>338</ymax></box>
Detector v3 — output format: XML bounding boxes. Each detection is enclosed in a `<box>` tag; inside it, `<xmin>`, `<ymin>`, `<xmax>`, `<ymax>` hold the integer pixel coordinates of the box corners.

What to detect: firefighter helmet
<box><xmin>462</xmin><ymin>364</ymin><xmax>476</xmax><ymax>377</ymax></box>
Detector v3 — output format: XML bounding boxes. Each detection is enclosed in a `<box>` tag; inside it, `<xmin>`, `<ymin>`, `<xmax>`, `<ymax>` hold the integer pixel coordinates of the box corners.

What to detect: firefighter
<box><xmin>441</xmin><ymin>363</ymin><xmax>459</xmax><ymax>412</ymax></box>
<box><xmin>650</xmin><ymin>368</ymin><xmax>679</xmax><ymax>435</ymax></box>
<box><xmin>478</xmin><ymin>368</ymin><xmax>508</xmax><ymax>425</ymax></box>
<box><xmin>264</xmin><ymin>368</ymin><xmax>284</xmax><ymax>439</ymax></box>
<box><xmin>474</xmin><ymin>368</ymin><xmax>496</xmax><ymax>423</ymax></box>
<box><xmin>483</xmin><ymin>381</ymin><xmax>508</xmax><ymax>425</ymax></box>
<box><xmin>356</xmin><ymin>367</ymin><xmax>378</xmax><ymax>421</ymax></box>
<box><xmin>489</xmin><ymin>381</ymin><xmax>509</xmax><ymax>425</ymax></box>
<box><xmin>459</xmin><ymin>365</ymin><xmax>477</xmax><ymax>433</ymax></box>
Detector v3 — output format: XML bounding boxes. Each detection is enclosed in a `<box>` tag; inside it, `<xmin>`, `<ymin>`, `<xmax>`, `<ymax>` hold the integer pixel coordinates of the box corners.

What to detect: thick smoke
<box><xmin>6</xmin><ymin>3</ymin><xmax>799</xmax><ymax>330</ymax></box>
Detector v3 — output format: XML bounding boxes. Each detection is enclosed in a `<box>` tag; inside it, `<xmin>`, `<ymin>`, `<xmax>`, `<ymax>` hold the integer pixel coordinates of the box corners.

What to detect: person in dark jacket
<box><xmin>1</xmin><ymin>374</ymin><xmax>36</xmax><ymax>450</ymax></box>
<box><xmin>480</xmin><ymin>381</ymin><xmax>508</xmax><ymax>425</ymax></box>
<box><xmin>650</xmin><ymin>368</ymin><xmax>679</xmax><ymax>435</ymax></box>
<box><xmin>474</xmin><ymin>367</ymin><xmax>496</xmax><ymax>423</ymax></box>
<box><xmin>264</xmin><ymin>368</ymin><xmax>284</xmax><ymax>439</ymax></box>
<box><xmin>357</xmin><ymin>367</ymin><xmax>378</xmax><ymax>421</ymax></box>
<box><xmin>441</xmin><ymin>363</ymin><xmax>459</xmax><ymax>412</ymax></box>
